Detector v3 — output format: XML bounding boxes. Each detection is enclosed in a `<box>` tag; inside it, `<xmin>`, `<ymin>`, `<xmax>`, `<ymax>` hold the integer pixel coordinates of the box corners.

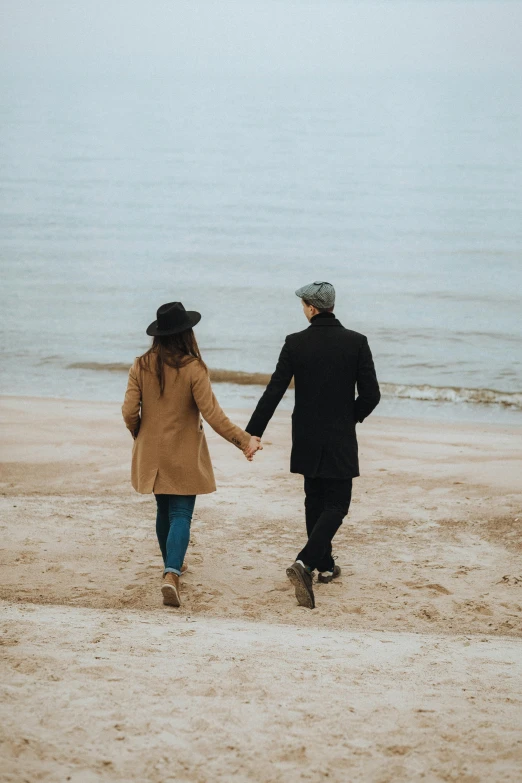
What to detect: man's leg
<box><xmin>285</xmin><ymin>478</ymin><xmax>322</xmax><ymax>609</ymax></box>
<box><xmin>304</xmin><ymin>477</ymin><xmax>335</xmax><ymax>573</ymax></box>
<box><xmin>304</xmin><ymin>476</ymin><xmax>325</xmax><ymax>548</ymax></box>
<box><xmin>296</xmin><ymin>478</ymin><xmax>352</xmax><ymax>572</ymax></box>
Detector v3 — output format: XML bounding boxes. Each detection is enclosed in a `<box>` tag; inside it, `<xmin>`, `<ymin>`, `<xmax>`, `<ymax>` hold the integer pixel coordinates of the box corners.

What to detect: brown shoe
<box><xmin>286</xmin><ymin>562</ymin><xmax>315</xmax><ymax>609</ymax></box>
<box><xmin>161</xmin><ymin>573</ymin><xmax>180</xmax><ymax>607</ymax></box>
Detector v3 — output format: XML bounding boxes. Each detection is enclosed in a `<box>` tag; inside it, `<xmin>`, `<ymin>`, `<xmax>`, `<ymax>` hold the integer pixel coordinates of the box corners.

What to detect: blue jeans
<box><xmin>155</xmin><ymin>494</ymin><xmax>196</xmax><ymax>576</ymax></box>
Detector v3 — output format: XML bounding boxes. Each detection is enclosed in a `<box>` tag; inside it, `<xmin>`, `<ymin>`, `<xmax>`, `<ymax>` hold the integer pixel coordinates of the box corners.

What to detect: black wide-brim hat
<box><xmin>146</xmin><ymin>302</ymin><xmax>201</xmax><ymax>336</ymax></box>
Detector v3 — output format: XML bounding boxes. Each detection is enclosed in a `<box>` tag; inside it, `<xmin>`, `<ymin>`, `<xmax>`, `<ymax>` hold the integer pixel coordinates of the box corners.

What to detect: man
<box><xmin>246</xmin><ymin>281</ymin><xmax>380</xmax><ymax>609</ymax></box>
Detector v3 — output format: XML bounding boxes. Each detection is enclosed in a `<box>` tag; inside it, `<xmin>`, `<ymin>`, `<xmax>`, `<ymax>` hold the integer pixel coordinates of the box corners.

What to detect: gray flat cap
<box><xmin>295</xmin><ymin>280</ymin><xmax>335</xmax><ymax>310</ymax></box>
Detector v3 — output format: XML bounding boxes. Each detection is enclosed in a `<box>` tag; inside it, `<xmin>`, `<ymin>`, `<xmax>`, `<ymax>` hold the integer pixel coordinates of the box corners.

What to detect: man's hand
<box><xmin>244</xmin><ymin>435</ymin><xmax>263</xmax><ymax>461</ymax></box>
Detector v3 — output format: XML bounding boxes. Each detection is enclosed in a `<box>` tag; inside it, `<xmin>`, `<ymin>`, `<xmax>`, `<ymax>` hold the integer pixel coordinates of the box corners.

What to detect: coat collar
<box><xmin>310</xmin><ymin>313</ymin><xmax>342</xmax><ymax>328</ymax></box>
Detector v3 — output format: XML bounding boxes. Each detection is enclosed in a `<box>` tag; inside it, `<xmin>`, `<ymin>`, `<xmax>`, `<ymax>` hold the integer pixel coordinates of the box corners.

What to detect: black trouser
<box><xmin>297</xmin><ymin>477</ymin><xmax>353</xmax><ymax>572</ymax></box>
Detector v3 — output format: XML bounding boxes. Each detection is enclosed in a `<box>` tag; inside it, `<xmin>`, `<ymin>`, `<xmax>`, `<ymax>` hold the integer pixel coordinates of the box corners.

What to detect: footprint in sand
<box><xmin>416</xmin><ymin>606</ymin><xmax>441</xmax><ymax>621</ymax></box>
<box><xmin>191</xmin><ymin>586</ymin><xmax>223</xmax><ymax>603</ymax></box>
<box><xmin>405</xmin><ymin>581</ymin><xmax>452</xmax><ymax>595</ymax></box>
<box><xmin>385</xmin><ymin>745</ymin><xmax>411</xmax><ymax>756</ymax></box>
<box><xmin>498</xmin><ymin>575</ymin><xmax>522</xmax><ymax>586</ymax></box>
<box><xmin>457</xmin><ymin>600</ymin><xmax>493</xmax><ymax>616</ymax></box>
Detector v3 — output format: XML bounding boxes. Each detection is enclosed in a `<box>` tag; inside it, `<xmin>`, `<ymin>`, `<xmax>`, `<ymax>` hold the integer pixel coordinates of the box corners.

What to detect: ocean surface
<box><xmin>1</xmin><ymin>68</ymin><xmax>521</xmax><ymax>423</ymax></box>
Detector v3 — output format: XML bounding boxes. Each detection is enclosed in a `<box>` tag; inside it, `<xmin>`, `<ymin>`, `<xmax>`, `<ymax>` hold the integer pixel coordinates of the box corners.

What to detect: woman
<box><xmin>122</xmin><ymin>301</ymin><xmax>261</xmax><ymax>607</ymax></box>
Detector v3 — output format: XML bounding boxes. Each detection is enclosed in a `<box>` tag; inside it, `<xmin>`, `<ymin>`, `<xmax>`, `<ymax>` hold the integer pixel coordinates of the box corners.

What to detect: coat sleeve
<box><xmin>122</xmin><ymin>359</ymin><xmax>142</xmax><ymax>437</ymax></box>
<box><xmin>354</xmin><ymin>337</ymin><xmax>380</xmax><ymax>423</ymax></box>
<box><xmin>245</xmin><ymin>340</ymin><xmax>294</xmax><ymax>437</ymax></box>
<box><xmin>191</xmin><ymin>362</ymin><xmax>251</xmax><ymax>451</ymax></box>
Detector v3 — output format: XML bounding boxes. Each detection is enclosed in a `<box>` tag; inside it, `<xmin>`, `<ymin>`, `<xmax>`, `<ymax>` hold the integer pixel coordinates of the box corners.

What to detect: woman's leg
<box><xmin>164</xmin><ymin>495</ymin><xmax>196</xmax><ymax>576</ymax></box>
<box><xmin>155</xmin><ymin>494</ymin><xmax>170</xmax><ymax>565</ymax></box>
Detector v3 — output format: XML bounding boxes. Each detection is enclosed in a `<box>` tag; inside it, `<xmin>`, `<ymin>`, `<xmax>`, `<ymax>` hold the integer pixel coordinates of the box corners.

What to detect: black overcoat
<box><xmin>246</xmin><ymin>313</ymin><xmax>380</xmax><ymax>478</ymax></box>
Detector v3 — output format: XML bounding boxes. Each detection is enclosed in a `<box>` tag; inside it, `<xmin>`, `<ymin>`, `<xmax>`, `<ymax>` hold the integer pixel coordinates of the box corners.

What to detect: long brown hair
<box><xmin>138</xmin><ymin>329</ymin><xmax>207</xmax><ymax>396</ymax></box>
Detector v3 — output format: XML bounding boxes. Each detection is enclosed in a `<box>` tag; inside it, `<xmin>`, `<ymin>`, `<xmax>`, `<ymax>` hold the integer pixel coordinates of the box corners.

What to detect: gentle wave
<box><xmin>67</xmin><ymin>362</ymin><xmax>522</xmax><ymax>410</ymax></box>
<box><xmin>380</xmin><ymin>383</ymin><xmax>522</xmax><ymax>410</ymax></box>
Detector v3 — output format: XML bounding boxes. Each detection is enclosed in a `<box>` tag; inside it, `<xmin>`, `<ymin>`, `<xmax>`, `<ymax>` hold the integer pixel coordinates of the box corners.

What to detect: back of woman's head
<box><xmin>139</xmin><ymin>329</ymin><xmax>207</xmax><ymax>395</ymax></box>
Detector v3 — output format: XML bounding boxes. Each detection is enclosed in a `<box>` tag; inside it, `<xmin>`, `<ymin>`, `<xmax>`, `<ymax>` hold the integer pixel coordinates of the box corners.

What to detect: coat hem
<box><xmin>133</xmin><ymin>486</ymin><xmax>217</xmax><ymax>496</ymax></box>
<box><xmin>290</xmin><ymin>468</ymin><xmax>360</xmax><ymax>479</ymax></box>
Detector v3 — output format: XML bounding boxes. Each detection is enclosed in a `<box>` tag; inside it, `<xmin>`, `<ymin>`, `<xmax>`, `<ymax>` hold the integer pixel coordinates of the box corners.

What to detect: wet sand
<box><xmin>1</xmin><ymin>395</ymin><xmax>522</xmax><ymax>781</ymax></box>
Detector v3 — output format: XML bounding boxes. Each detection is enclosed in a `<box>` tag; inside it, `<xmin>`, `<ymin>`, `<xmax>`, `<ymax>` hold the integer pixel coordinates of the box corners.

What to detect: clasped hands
<box><xmin>244</xmin><ymin>435</ymin><xmax>263</xmax><ymax>462</ymax></box>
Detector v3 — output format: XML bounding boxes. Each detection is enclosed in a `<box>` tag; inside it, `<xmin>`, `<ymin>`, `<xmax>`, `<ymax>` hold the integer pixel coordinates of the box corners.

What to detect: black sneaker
<box><xmin>286</xmin><ymin>562</ymin><xmax>315</xmax><ymax>609</ymax></box>
<box><xmin>318</xmin><ymin>564</ymin><xmax>341</xmax><ymax>584</ymax></box>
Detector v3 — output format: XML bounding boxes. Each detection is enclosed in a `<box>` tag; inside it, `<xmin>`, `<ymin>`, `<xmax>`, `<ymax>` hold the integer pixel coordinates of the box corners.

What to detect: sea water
<box><xmin>1</xmin><ymin>68</ymin><xmax>521</xmax><ymax>423</ymax></box>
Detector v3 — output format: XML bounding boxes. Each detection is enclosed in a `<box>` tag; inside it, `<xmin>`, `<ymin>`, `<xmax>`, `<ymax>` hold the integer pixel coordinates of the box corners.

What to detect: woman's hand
<box><xmin>244</xmin><ymin>435</ymin><xmax>262</xmax><ymax>461</ymax></box>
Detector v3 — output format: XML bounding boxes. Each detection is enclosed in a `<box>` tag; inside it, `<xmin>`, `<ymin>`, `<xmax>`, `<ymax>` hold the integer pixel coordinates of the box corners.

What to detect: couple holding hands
<box><xmin>122</xmin><ymin>281</ymin><xmax>380</xmax><ymax>610</ymax></box>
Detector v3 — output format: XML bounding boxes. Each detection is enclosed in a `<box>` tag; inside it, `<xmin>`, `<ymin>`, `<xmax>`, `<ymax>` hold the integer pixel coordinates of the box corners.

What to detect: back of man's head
<box><xmin>295</xmin><ymin>281</ymin><xmax>335</xmax><ymax>313</ymax></box>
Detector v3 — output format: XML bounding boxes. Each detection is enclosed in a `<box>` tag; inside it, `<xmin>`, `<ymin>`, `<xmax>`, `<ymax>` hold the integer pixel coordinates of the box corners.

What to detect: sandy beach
<box><xmin>1</xmin><ymin>395</ymin><xmax>522</xmax><ymax>782</ymax></box>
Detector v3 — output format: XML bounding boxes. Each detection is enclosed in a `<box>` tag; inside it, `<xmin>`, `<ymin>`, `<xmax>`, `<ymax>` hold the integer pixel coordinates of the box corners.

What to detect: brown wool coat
<box><xmin>122</xmin><ymin>356</ymin><xmax>251</xmax><ymax>495</ymax></box>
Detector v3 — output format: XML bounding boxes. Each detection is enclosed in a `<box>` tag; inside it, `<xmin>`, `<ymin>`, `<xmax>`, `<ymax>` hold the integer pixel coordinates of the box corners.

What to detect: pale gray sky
<box><xmin>1</xmin><ymin>0</ymin><xmax>521</xmax><ymax>73</ymax></box>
